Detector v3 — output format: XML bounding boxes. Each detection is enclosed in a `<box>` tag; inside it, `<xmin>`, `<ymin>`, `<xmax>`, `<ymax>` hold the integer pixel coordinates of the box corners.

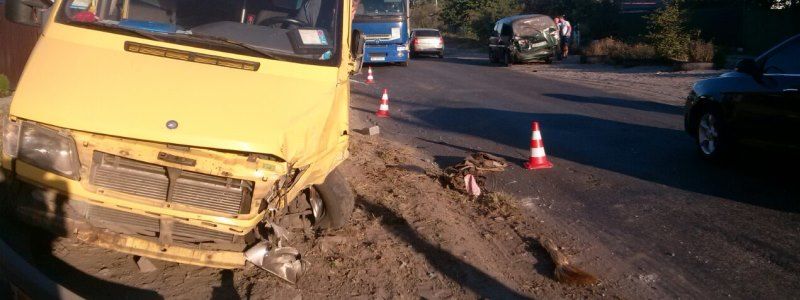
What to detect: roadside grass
<box><xmin>0</xmin><ymin>74</ymin><xmax>10</xmax><ymax>97</ymax></box>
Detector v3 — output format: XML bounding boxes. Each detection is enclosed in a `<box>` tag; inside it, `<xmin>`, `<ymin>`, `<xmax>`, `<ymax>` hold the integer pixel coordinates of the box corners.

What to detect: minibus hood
<box><xmin>11</xmin><ymin>34</ymin><xmax>344</xmax><ymax>161</ymax></box>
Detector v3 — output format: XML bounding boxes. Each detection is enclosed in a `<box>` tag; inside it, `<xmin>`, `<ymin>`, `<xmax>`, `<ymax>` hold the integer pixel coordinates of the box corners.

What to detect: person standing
<box><xmin>558</xmin><ymin>15</ymin><xmax>573</xmax><ymax>59</ymax></box>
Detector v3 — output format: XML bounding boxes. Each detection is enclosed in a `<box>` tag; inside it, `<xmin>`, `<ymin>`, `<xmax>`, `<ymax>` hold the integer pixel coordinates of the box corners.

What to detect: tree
<box><xmin>647</xmin><ymin>0</ymin><xmax>691</xmax><ymax>60</ymax></box>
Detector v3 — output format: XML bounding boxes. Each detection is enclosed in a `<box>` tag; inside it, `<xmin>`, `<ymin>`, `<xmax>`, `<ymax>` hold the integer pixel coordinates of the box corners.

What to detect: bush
<box><xmin>0</xmin><ymin>74</ymin><xmax>10</xmax><ymax>97</ymax></box>
<box><xmin>584</xmin><ymin>37</ymin><xmax>624</xmax><ymax>56</ymax></box>
<box><xmin>688</xmin><ymin>40</ymin><xmax>714</xmax><ymax>63</ymax></box>
<box><xmin>646</xmin><ymin>0</ymin><xmax>691</xmax><ymax>61</ymax></box>
<box><xmin>584</xmin><ymin>38</ymin><xmax>658</xmax><ymax>64</ymax></box>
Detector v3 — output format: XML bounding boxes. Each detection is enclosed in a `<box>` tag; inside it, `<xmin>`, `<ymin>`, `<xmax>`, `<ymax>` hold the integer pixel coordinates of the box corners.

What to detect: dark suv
<box><xmin>685</xmin><ymin>34</ymin><xmax>800</xmax><ymax>160</ymax></box>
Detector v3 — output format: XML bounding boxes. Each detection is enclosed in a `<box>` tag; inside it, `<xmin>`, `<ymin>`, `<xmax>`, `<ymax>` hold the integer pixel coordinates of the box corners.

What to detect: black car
<box><xmin>684</xmin><ymin>34</ymin><xmax>800</xmax><ymax>160</ymax></box>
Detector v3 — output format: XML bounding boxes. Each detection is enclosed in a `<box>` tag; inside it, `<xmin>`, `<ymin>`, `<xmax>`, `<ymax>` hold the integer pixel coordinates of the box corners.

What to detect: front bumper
<box><xmin>7</xmin><ymin>178</ymin><xmax>246</xmax><ymax>269</ymax></box>
<box><xmin>364</xmin><ymin>44</ymin><xmax>409</xmax><ymax>63</ymax></box>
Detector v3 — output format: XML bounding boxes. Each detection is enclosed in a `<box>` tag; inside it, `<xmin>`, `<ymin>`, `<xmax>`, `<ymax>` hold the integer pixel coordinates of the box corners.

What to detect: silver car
<box><xmin>410</xmin><ymin>29</ymin><xmax>444</xmax><ymax>58</ymax></box>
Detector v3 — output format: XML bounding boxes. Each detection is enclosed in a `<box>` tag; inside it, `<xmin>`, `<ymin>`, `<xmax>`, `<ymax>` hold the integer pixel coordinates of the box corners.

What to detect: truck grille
<box><xmin>90</xmin><ymin>152</ymin><xmax>253</xmax><ymax>215</ymax></box>
<box><xmin>88</xmin><ymin>206</ymin><xmax>235</xmax><ymax>243</ymax></box>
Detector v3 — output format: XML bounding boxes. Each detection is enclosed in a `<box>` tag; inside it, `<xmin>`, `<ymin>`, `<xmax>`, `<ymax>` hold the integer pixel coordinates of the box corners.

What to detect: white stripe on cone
<box><xmin>531</xmin><ymin>147</ymin><xmax>546</xmax><ymax>158</ymax></box>
<box><xmin>532</xmin><ymin>131</ymin><xmax>542</xmax><ymax>140</ymax></box>
<box><xmin>379</xmin><ymin>104</ymin><xmax>389</xmax><ymax>110</ymax></box>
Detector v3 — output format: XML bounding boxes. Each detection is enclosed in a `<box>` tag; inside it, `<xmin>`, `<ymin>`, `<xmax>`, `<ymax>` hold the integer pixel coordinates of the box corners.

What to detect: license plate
<box><xmin>371</xmin><ymin>56</ymin><xmax>386</xmax><ymax>62</ymax></box>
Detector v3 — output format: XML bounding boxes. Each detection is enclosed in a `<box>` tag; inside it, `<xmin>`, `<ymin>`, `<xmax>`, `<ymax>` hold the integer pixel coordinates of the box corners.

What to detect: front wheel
<box><xmin>313</xmin><ymin>169</ymin><xmax>355</xmax><ymax>229</ymax></box>
<box><xmin>696</xmin><ymin>109</ymin><xmax>729</xmax><ymax>161</ymax></box>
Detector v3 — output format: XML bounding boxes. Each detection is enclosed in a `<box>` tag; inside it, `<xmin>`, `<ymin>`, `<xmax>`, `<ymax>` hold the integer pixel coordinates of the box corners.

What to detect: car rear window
<box><xmin>414</xmin><ymin>30</ymin><xmax>440</xmax><ymax>37</ymax></box>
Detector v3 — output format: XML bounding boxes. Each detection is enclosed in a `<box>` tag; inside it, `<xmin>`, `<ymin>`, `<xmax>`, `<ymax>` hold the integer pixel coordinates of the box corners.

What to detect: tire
<box><xmin>438</xmin><ymin>52</ymin><xmax>444</xmax><ymax>58</ymax></box>
<box><xmin>399</xmin><ymin>60</ymin><xmax>409</xmax><ymax>67</ymax></box>
<box><xmin>502</xmin><ymin>50</ymin><xmax>511</xmax><ymax>67</ymax></box>
<box><xmin>489</xmin><ymin>50</ymin><xmax>498</xmax><ymax>63</ymax></box>
<box><xmin>695</xmin><ymin>108</ymin><xmax>729</xmax><ymax>161</ymax></box>
<box><xmin>313</xmin><ymin>168</ymin><xmax>355</xmax><ymax>229</ymax></box>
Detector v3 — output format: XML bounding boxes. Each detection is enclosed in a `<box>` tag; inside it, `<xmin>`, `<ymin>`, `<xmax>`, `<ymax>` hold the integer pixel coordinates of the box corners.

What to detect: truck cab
<box><xmin>352</xmin><ymin>0</ymin><xmax>409</xmax><ymax>66</ymax></box>
<box><xmin>1</xmin><ymin>0</ymin><xmax>364</xmax><ymax>283</ymax></box>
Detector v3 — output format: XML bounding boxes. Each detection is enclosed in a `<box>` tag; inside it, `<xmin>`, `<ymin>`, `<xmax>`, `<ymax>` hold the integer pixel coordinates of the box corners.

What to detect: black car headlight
<box><xmin>2</xmin><ymin>120</ymin><xmax>81</xmax><ymax>180</ymax></box>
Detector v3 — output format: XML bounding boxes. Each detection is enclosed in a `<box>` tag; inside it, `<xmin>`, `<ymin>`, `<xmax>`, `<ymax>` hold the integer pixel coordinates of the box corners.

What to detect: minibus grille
<box><xmin>90</xmin><ymin>152</ymin><xmax>253</xmax><ymax>215</ymax></box>
<box><xmin>87</xmin><ymin>206</ymin><xmax>235</xmax><ymax>244</ymax></box>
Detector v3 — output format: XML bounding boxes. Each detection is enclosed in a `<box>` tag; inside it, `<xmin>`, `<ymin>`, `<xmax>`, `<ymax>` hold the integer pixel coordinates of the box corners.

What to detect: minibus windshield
<box><xmin>58</xmin><ymin>0</ymin><xmax>342</xmax><ymax>64</ymax></box>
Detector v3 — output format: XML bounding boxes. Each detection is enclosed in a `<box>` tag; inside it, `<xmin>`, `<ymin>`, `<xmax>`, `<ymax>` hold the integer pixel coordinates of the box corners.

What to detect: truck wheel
<box><xmin>399</xmin><ymin>60</ymin><xmax>409</xmax><ymax>67</ymax></box>
<box><xmin>313</xmin><ymin>168</ymin><xmax>355</xmax><ymax>229</ymax></box>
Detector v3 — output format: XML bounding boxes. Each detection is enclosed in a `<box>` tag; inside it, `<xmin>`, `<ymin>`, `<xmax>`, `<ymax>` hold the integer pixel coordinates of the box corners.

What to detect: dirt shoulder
<box><xmin>510</xmin><ymin>57</ymin><xmax>724</xmax><ymax>105</ymax></box>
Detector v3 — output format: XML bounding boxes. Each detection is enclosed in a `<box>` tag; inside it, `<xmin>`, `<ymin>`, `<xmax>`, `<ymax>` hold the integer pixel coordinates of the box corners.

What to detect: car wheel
<box><xmin>502</xmin><ymin>50</ymin><xmax>511</xmax><ymax>67</ymax></box>
<box><xmin>489</xmin><ymin>50</ymin><xmax>498</xmax><ymax>63</ymax></box>
<box><xmin>438</xmin><ymin>51</ymin><xmax>444</xmax><ymax>58</ymax></box>
<box><xmin>313</xmin><ymin>168</ymin><xmax>355</xmax><ymax>229</ymax></box>
<box><xmin>696</xmin><ymin>109</ymin><xmax>728</xmax><ymax>161</ymax></box>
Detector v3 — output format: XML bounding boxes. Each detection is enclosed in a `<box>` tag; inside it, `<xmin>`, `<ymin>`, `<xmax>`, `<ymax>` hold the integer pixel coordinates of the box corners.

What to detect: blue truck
<box><xmin>353</xmin><ymin>0</ymin><xmax>411</xmax><ymax>66</ymax></box>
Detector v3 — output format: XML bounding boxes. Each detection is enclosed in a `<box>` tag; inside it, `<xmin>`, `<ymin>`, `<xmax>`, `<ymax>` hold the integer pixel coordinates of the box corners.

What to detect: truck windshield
<box><xmin>58</xmin><ymin>0</ymin><xmax>342</xmax><ymax>64</ymax></box>
<box><xmin>355</xmin><ymin>0</ymin><xmax>405</xmax><ymax>16</ymax></box>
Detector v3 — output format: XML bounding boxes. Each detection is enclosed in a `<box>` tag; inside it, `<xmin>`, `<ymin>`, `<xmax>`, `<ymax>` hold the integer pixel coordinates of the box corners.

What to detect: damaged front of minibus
<box><xmin>1</xmin><ymin>0</ymin><xmax>364</xmax><ymax>283</ymax></box>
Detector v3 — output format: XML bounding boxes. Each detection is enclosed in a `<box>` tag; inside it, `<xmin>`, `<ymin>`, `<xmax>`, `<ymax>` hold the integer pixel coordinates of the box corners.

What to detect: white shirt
<box><xmin>560</xmin><ymin>20</ymin><xmax>572</xmax><ymax>38</ymax></box>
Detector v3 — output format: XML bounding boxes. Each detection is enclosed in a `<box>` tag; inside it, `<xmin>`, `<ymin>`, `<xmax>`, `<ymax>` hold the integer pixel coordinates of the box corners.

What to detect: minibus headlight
<box><xmin>2</xmin><ymin>118</ymin><xmax>21</xmax><ymax>158</ymax></box>
<box><xmin>15</xmin><ymin>122</ymin><xmax>81</xmax><ymax>180</ymax></box>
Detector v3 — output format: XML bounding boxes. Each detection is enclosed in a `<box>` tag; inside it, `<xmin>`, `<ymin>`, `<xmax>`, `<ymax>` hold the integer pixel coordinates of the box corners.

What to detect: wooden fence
<box><xmin>0</xmin><ymin>3</ymin><xmax>41</xmax><ymax>90</ymax></box>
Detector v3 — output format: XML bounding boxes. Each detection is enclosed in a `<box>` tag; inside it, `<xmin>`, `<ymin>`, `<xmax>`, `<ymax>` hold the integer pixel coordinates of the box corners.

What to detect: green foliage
<box><xmin>438</xmin><ymin>0</ymin><xmax>522</xmax><ymax>40</ymax></box>
<box><xmin>647</xmin><ymin>0</ymin><xmax>691</xmax><ymax>61</ymax></box>
<box><xmin>0</xmin><ymin>74</ymin><xmax>10</xmax><ymax>97</ymax></box>
<box><xmin>411</xmin><ymin>1</ymin><xmax>442</xmax><ymax>29</ymax></box>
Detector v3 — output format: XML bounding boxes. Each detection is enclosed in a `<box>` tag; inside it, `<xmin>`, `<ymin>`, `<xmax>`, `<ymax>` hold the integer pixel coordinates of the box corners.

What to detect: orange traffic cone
<box><xmin>524</xmin><ymin>121</ymin><xmax>553</xmax><ymax>170</ymax></box>
<box><xmin>366</xmin><ymin>67</ymin><xmax>375</xmax><ymax>84</ymax></box>
<box><xmin>376</xmin><ymin>89</ymin><xmax>390</xmax><ymax>118</ymax></box>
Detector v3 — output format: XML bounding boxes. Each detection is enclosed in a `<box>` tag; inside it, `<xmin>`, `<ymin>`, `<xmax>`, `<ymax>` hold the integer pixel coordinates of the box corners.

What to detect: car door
<box><xmin>730</xmin><ymin>37</ymin><xmax>800</xmax><ymax>148</ymax></box>
<box><xmin>760</xmin><ymin>38</ymin><xmax>800</xmax><ymax>148</ymax></box>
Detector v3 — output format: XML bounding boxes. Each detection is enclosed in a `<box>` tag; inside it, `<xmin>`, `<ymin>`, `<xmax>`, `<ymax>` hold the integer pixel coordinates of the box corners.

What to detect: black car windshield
<box><xmin>58</xmin><ymin>0</ymin><xmax>341</xmax><ymax>64</ymax></box>
<box><xmin>356</xmin><ymin>0</ymin><xmax>404</xmax><ymax>16</ymax></box>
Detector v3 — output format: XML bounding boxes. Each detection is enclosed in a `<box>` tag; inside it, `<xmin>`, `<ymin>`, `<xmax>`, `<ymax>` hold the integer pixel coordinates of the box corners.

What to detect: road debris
<box><xmin>355</xmin><ymin>125</ymin><xmax>381</xmax><ymax>136</ymax></box>
<box><xmin>539</xmin><ymin>238</ymin><xmax>598</xmax><ymax>286</ymax></box>
<box><xmin>464</xmin><ymin>174</ymin><xmax>481</xmax><ymax>197</ymax></box>
<box><xmin>443</xmin><ymin>152</ymin><xmax>508</xmax><ymax>195</ymax></box>
<box><xmin>135</xmin><ymin>256</ymin><xmax>157</xmax><ymax>273</ymax></box>
<box><xmin>244</xmin><ymin>242</ymin><xmax>305</xmax><ymax>284</ymax></box>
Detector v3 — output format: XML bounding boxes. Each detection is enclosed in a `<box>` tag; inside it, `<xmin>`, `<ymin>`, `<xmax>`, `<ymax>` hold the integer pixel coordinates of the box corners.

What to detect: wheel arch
<box><xmin>687</xmin><ymin>96</ymin><xmax>722</xmax><ymax>138</ymax></box>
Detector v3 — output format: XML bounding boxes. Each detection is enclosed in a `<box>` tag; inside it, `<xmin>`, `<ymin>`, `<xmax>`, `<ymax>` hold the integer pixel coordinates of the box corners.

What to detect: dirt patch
<box><xmin>509</xmin><ymin>58</ymin><xmax>724</xmax><ymax>105</ymax></box>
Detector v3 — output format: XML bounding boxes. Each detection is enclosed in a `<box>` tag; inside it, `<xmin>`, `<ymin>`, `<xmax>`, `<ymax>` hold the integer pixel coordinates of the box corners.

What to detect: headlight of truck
<box><xmin>3</xmin><ymin>120</ymin><xmax>81</xmax><ymax>180</ymax></box>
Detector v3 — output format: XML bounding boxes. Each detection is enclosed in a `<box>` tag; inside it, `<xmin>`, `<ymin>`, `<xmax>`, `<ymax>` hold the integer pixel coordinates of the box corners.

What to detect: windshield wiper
<box><xmin>66</xmin><ymin>21</ymin><xmax>166</xmax><ymax>42</ymax></box>
<box><xmin>68</xmin><ymin>21</ymin><xmax>284</xmax><ymax>61</ymax></box>
<box><xmin>183</xmin><ymin>34</ymin><xmax>283</xmax><ymax>61</ymax></box>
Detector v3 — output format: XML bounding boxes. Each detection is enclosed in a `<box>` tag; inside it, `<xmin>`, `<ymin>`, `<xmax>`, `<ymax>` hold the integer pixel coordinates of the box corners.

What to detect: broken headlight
<box><xmin>3</xmin><ymin>120</ymin><xmax>81</xmax><ymax>180</ymax></box>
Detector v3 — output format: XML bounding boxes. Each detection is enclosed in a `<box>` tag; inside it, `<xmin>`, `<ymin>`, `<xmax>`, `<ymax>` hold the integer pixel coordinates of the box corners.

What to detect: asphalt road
<box><xmin>350</xmin><ymin>53</ymin><xmax>800</xmax><ymax>299</ymax></box>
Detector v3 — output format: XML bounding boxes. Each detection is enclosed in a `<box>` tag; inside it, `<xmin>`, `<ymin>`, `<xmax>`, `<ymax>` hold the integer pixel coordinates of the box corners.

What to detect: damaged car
<box><xmin>489</xmin><ymin>14</ymin><xmax>560</xmax><ymax>66</ymax></box>
<box><xmin>1</xmin><ymin>0</ymin><xmax>365</xmax><ymax>284</ymax></box>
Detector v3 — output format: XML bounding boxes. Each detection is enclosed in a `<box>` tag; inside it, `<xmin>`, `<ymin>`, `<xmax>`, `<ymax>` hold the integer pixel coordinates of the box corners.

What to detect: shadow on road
<box><xmin>0</xmin><ymin>178</ymin><xmax>163</xmax><ymax>299</ymax></box>
<box><xmin>356</xmin><ymin>197</ymin><xmax>528</xmax><ymax>299</ymax></box>
<box><xmin>543</xmin><ymin>93</ymin><xmax>684</xmax><ymax>115</ymax></box>
<box><xmin>407</xmin><ymin>107</ymin><xmax>799</xmax><ymax>212</ymax></box>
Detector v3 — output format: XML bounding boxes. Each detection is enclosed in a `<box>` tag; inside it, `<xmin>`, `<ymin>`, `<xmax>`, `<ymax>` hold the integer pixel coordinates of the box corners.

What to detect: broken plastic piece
<box><xmin>244</xmin><ymin>243</ymin><xmax>304</xmax><ymax>284</ymax></box>
<box><xmin>464</xmin><ymin>174</ymin><xmax>481</xmax><ymax>197</ymax></box>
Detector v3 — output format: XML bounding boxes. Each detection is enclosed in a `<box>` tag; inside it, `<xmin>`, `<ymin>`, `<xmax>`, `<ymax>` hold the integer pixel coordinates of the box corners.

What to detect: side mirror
<box><xmin>350</xmin><ymin>30</ymin><xmax>366</xmax><ymax>75</ymax></box>
<box><xmin>735</xmin><ymin>58</ymin><xmax>761</xmax><ymax>78</ymax></box>
<box><xmin>4</xmin><ymin>0</ymin><xmax>51</xmax><ymax>27</ymax></box>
